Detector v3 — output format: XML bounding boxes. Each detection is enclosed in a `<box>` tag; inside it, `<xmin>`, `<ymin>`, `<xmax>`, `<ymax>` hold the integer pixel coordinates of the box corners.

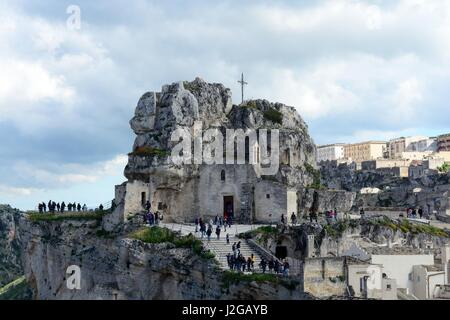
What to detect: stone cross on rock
<box><xmin>237</xmin><ymin>73</ymin><xmax>248</xmax><ymax>104</ymax></box>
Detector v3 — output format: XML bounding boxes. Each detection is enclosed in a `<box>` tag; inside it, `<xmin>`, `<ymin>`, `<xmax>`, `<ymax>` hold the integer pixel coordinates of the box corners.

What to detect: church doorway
<box><xmin>223</xmin><ymin>196</ymin><xmax>234</xmax><ymax>219</ymax></box>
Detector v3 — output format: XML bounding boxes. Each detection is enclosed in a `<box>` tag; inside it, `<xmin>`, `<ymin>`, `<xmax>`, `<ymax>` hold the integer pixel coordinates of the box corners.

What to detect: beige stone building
<box><xmin>343</xmin><ymin>141</ymin><xmax>386</xmax><ymax>163</ymax></box>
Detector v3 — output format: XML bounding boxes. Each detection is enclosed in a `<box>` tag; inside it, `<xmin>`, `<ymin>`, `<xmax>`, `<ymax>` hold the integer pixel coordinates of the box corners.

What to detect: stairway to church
<box><xmin>201</xmin><ymin>236</ymin><xmax>263</xmax><ymax>271</ymax></box>
<box><xmin>160</xmin><ymin>223</ymin><xmax>265</xmax><ymax>271</ymax></box>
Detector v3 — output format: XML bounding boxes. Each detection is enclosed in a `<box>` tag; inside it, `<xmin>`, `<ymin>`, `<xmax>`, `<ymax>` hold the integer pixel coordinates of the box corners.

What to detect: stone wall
<box><xmin>302</xmin><ymin>257</ymin><xmax>347</xmax><ymax>298</ymax></box>
<box><xmin>299</xmin><ymin>189</ymin><xmax>356</xmax><ymax>214</ymax></box>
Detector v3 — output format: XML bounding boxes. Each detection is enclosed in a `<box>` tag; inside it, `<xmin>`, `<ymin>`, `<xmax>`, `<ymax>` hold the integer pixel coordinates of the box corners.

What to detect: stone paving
<box><xmin>160</xmin><ymin>223</ymin><xmax>270</xmax><ymax>270</ymax></box>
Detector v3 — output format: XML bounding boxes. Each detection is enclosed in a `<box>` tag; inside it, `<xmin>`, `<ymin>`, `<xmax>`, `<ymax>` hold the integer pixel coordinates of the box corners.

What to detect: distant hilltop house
<box><xmin>103</xmin><ymin>78</ymin><xmax>317</xmax><ymax>230</ymax></box>
<box><xmin>317</xmin><ymin>134</ymin><xmax>450</xmax><ymax>179</ymax></box>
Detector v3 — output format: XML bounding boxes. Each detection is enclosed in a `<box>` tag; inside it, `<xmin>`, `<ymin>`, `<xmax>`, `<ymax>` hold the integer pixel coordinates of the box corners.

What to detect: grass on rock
<box><xmin>130</xmin><ymin>226</ymin><xmax>216</xmax><ymax>260</ymax></box>
<box><xmin>27</xmin><ymin>210</ymin><xmax>107</xmax><ymax>222</ymax></box>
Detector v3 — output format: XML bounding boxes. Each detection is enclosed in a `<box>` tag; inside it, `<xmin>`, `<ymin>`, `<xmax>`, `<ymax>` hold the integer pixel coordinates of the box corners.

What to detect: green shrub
<box><xmin>324</xmin><ymin>220</ymin><xmax>359</xmax><ymax>238</ymax></box>
<box><xmin>130</xmin><ymin>226</ymin><xmax>176</xmax><ymax>243</ymax></box>
<box><xmin>0</xmin><ymin>276</ymin><xmax>32</xmax><ymax>300</ymax></box>
<box><xmin>263</xmin><ymin>108</ymin><xmax>283</xmax><ymax>124</ymax></box>
<box><xmin>128</xmin><ymin>146</ymin><xmax>169</xmax><ymax>157</ymax></box>
<box><xmin>437</xmin><ymin>163</ymin><xmax>450</xmax><ymax>173</ymax></box>
<box><xmin>242</xmin><ymin>100</ymin><xmax>257</xmax><ymax>109</ymax></box>
<box><xmin>130</xmin><ymin>227</ymin><xmax>216</xmax><ymax>260</ymax></box>
<box><xmin>370</xmin><ymin>217</ymin><xmax>449</xmax><ymax>238</ymax></box>
<box><xmin>28</xmin><ymin>210</ymin><xmax>106</xmax><ymax>222</ymax></box>
<box><xmin>305</xmin><ymin>163</ymin><xmax>324</xmax><ymax>189</ymax></box>
<box><xmin>238</xmin><ymin>226</ymin><xmax>278</xmax><ymax>240</ymax></box>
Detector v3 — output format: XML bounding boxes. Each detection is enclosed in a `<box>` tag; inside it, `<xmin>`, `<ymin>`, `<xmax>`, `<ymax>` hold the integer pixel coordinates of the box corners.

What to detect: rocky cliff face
<box><xmin>18</xmin><ymin>216</ymin><xmax>310</xmax><ymax>300</ymax></box>
<box><xmin>0</xmin><ymin>205</ymin><xmax>24</xmax><ymax>287</ymax></box>
<box><xmin>124</xmin><ymin>78</ymin><xmax>316</xmax><ymax>187</ymax></box>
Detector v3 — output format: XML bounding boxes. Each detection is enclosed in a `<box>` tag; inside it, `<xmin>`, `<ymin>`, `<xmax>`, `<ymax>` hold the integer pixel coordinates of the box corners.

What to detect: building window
<box><xmin>158</xmin><ymin>202</ymin><xmax>164</xmax><ymax>210</ymax></box>
<box><xmin>221</xmin><ymin>170</ymin><xmax>226</xmax><ymax>181</ymax></box>
<box><xmin>141</xmin><ymin>192</ymin><xmax>146</xmax><ymax>206</ymax></box>
<box><xmin>386</xmin><ymin>284</ymin><xmax>391</xmax><ymax>291</ymax></box>
<box><xmin>266</xmin><ymin>194</ymin><xmax>270</xmax><ymax>199</ymax></box>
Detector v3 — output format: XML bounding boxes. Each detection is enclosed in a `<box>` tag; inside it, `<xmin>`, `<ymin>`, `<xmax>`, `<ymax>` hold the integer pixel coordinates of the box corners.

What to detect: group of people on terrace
<box><xmin>143</xmin><ymin>201</ymin><xmax>163</xmax><ymax>225</ymax></box>
<box><xmin>194</xmin><ymin>214</ymin><xmax>233</xmax><ymax>241</ymax></box>
<box><xmin>37</xmin><ymin>201</ymin><xmax>88</xmax><ymax>213</ymax></box>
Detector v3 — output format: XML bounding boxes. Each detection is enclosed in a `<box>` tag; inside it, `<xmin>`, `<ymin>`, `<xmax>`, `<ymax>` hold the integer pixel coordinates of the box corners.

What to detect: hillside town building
<box><xmin>317</xmin><ymin>144</ymin><xmax>345</xmax><ymax>163</ymax></box>
<box><xmin>438</xmin><ymin>133</ymin><xmax>450</xmax><ymax>152</ymax></box>
<box><xmin>343</xmin><ymin>141</ymin><xmax>386</xmax><ymax>163</ymax></box>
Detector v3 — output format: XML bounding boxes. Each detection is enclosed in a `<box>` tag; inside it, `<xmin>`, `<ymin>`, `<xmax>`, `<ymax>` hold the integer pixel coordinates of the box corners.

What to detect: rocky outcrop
<box><xmin>124</xmin><ymin>78</ymin><xmax>316</xmax><ymax>186</ymax></box>
<box><xmin>18</xmin><ymin>216</ymin><xmax>311</xmax><ymax>300</ymax></box>
<box><xmin>299</xmin><ymin>189</ymin><xmax>356</xmax><ymax>215</ymax></box>
<box><xmin>0</xmin><ymin>205</ymin><xmax>24</xmax><ymax>287</ymax></box>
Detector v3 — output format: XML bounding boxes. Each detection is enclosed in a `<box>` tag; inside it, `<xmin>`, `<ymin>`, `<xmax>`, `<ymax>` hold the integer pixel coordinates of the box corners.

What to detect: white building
<box><xmin>389</xmin><ymin>136</ymin><xmax>430</xmax><ymax>159</ymax></box>
<box><xmin>317</xmin><ymin>143</ymin><xmax>345</xmax><ymax>163</ymax></box>
<box><xmin>341</xmin><ymin>244</ymin><xmax>450</xmax><ymax>299</ymax></box>
<box><xmin>409</xmin><ymin>137</ymin><xmax>437</xmax><ymax>153</ymax></box>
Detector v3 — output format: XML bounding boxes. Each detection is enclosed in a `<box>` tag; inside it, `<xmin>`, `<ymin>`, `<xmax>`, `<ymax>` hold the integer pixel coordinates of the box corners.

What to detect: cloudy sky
<box><xmin>1</xmin><ymin>0</ymin><xmax>450</xmax><ymax>210</ymax></box>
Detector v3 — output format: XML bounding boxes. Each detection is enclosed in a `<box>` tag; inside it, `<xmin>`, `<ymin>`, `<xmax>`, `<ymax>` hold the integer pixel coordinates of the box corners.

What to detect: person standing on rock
<box><xmin>206</xmin><ymin>225</ymin><xmax>212</xmax><ymax>241</ymax></box>
<box><xmin>281</xmin><ymin>214</ymin><xmax>285</xmax><ymax>225</ymax></box>
<box><xmin>246</xmin><ymin>257</ymin><xmax>252</xmax><ymax>272</ymax></box>
<box><xmin>194</xmin><ymin>217</ymin><xmax>199</xmax><ymax>232</ymax></box>
<box><xmin>38</xmin><ymin>203</ymin><xmax>43</xmax><ymax>213</ymax></box>
<box><xmin>42</xmin><ymin>202</ymin><xmax>47</xmax><ymax>213</ymax></box>
<box><xmin>61</xmin><ymin>202</ymin><xmax>66</xmax><ymax>213</ymax></box>
<box><xmin>359</xmin><ymin>207</ymin><xmax>365</xmax><ymax>219</ymax></box>
<box><xmin>274</xmin><ymin>260</ymin><xmax>280</xmax><ymax>274</ymax></box>
<box><xmin>260</xmin><ymin>259</ymin><xmax>267</xmax><ymax>273</ymax></box>
<box><xmin>226</xmin><ymin>233</ymin><xmax>230</xmax><ymax>244</ymax></box>
<box><xmin>145</xmin><ymin>200</ymin><xmax>151</xmax><ymax>213</ymax></box>
<box><xmin>216</xmin><ymin>225</ymin><xmax>221</xmax><ymax>240</ymax></box>
<box><xmin>283</xmin><ymin>260</ymin><xmax>290</xmax><ymax>277</ymax></box>
<box><xmin>291</xmin><ymin>212</ymin><xmax>297</xmax><ymax>225</ymax></box>
<box><xmin>268</xmin><ymin>259</ymin><xmax>274</xmax><ymax>273</ymax></box>
<box><xmin>418</xmin><ymin>207</ymin><xmax>424</xmax><ymax>219</ymax></box>
<box><xmin>77</xmin><ymin>203</ymin><xmax>81</xmax><ymax>212</ymax></box>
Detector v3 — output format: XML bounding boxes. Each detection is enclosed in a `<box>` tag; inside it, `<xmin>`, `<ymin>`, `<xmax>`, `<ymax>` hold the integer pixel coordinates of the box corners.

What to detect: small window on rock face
<box><xmin>221</xmin><ymin>170</ymin><xmax>225</xmax><ymax>181</ymax></box>
<box><xmin>266</xmin><ymin>194</ymin><xmax>270</xmax><ymax>199</ymax></box>
<box><xmin>158</xmin><ymin>202</ymin><xmax>164</xmax><ymax>210</ymax></box>
<box><xmin>387</xmin><ymin>284</ymin><xmax>391</xmax><ymax>290</ymax></box>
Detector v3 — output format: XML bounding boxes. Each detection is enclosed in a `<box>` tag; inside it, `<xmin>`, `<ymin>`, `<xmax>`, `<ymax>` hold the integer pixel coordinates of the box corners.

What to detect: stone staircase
<box><xmin>202</xmin><ymin>237</ymin><xmax>263</xmax><ymax>270</ymax></box>
<box><xmin>160</xmin><ymin>223</ymin><xmax>266</xmax><ymax>272</ymax></box>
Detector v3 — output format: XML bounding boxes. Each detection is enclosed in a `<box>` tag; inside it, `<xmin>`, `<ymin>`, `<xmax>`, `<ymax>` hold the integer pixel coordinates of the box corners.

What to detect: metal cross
<box><xmin>237</xmin><ymin>73</ymin><xmax>248</xmax><ymax>104</ymax></box>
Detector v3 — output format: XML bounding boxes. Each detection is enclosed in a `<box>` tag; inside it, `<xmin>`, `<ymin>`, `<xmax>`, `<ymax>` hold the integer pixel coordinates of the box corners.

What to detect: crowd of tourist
<box><xmin>193</xmin><ymin>214</ymin><xmax>233</xmax><ymax>241</ymax></box>
<box><xmin>37</xmin><ymin>200</ymin><xmax>90</xmax><ymax>213</ymax></box>
<box><xmin>143</xmin><ymin>201</ymin><xmax>163</xmax><ymax>225</ymax></box>
<box><xmin>225</xmin><ymin>242</ymin><xmax>290</xmax><ymax>276</ymax></box>
<box><xmin>404</xmin><ymin>207</ymin><xmax>426</xmax><ymax>219</ymax></box>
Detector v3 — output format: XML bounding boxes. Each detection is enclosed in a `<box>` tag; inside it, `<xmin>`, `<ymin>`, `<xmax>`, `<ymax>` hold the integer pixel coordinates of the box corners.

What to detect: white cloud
<box><xmin>11</xmin><ymin>154</ymin><xmax>128</xmax><ymax>190</ymax></box>
<box><xmin>0</xmin><ymin>185</ymin><xmax>41</xmax><ymax>196</ymax></box>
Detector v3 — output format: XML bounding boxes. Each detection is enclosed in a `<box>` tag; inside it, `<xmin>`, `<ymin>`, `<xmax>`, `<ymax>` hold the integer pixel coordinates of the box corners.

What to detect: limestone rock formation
<box><xmin>113</xmin><ymin>78</ymin><xmax>317</xmax><ymax>225</ymax></box>
<box><xmin>0</xmin><ymin>205</ymin><xmax>24</xmax><ymax>287</ymax></box>
<box><xmin>18</xmin><ymin>216</ymin><xmax>310</xmax><ymax>300</ymax></box>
